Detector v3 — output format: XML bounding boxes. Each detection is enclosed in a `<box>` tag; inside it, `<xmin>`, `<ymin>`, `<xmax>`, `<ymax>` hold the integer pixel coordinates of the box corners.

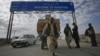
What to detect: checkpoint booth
<box><xmin>7</xmin><ymin>1</ymin><xmax>77</xmax><ymax>43</ymax></box>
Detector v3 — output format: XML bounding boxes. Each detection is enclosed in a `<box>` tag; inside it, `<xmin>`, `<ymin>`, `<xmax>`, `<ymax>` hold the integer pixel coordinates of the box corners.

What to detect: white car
<box><xmin>11</xmin><ymin>35</ymin><xmax>36</xmax><ymax>48</ymax></box>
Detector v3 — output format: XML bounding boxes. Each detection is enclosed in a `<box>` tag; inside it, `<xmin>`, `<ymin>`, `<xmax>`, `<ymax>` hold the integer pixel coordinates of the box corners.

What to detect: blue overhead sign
<box><xmin>10</xmin><ymin>1</ymin><xmax>75</xmax><ymax>12</ymax></box>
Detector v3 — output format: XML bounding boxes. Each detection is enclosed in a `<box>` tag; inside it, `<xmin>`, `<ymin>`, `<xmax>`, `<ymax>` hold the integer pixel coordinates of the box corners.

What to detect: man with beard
<box><xmin>42</xmin><ymin>17</ymin><xmax>59</xmax><ymax>56</ymax></box>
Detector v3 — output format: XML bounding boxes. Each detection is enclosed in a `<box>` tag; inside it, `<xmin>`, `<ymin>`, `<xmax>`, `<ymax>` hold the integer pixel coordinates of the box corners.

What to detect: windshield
<box><xmin>12</xmin><ymin>37</ymin><xmax>19</xmax><ymax>39</ymax></box>
<box><xmin>23</xmin><ymin>36</ymin><xmax>30</xmax><ymax>38</ymax></box>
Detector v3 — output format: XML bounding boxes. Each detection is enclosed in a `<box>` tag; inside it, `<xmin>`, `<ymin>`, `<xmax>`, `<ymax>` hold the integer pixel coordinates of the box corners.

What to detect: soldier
<box><xmin>64</xmin><ymin>23</ymin><xmax>72</xmax><ymax>49</ymax></box>
<box><xmin>88</xmin><ymin>23</ymin><xmax>97</xmax><ymax>47</ymax></box>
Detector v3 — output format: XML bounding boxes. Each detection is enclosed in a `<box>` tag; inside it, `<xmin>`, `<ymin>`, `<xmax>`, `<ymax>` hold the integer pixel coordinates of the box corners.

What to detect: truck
<box><xmin>37</xmin><ymin>19</ymin><xmax>60</xmax><ymax>35</ymax></box>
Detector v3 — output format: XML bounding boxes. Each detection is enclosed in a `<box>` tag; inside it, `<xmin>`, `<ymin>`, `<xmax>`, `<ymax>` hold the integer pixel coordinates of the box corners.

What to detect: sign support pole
<box><xmin>72</xmin><ymin>11</ymin><xmax>77</xmax><ymax>25</ymax></box>
<box><xmin>6</xmin><ymin>12</ymin><xmax>14</xmax><ymax>43</ymax></box>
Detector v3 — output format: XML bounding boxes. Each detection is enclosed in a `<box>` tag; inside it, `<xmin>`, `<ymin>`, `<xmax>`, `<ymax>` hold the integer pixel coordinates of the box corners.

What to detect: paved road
<box><xmin>0</xmin><ymin>40</ymin><xmax>100</xmax><ymax>56</ymax></box>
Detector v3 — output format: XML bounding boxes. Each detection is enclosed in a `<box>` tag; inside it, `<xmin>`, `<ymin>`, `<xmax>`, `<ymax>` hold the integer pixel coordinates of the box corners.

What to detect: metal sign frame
<box><xmin>10</xmin><ymin>1</ymin><xmax>75</xmax><ymax>12</ymax></box>
<box><xmin>7</xmin><ymin>1</ymin><xmax>77</xmax><ymax>43</ymax></box>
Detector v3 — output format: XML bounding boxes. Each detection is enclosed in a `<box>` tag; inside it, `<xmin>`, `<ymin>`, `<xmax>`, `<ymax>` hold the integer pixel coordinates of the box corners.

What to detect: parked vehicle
<box><xmin>11</xmin><ymin>35</ymin><xmax>36</xmax><ymax>48</ymax></box>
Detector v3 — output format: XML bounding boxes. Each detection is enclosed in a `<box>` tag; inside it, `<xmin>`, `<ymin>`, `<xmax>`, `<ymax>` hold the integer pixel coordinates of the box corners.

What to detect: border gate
<box><xmin>7</xmin><ymin>1</ymin><xmax>77</xmax><ymax>43</ymax></box>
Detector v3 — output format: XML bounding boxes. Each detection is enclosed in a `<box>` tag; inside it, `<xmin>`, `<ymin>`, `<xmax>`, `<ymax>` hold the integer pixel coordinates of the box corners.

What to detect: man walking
<box><xmin>42</xmin><ymin>17</ymin><xmax>59</xmax><ymax>56</ymax></box>
<box><xmin>64</xmin><ymin>23</ymin><xmax>72</xmax><ymax>49</ymax></box>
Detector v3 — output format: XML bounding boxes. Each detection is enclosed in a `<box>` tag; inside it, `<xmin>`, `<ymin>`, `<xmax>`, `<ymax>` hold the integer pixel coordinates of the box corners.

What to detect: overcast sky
<box><xmin>0</xmin><ymin>0</ymin><xmax>100</xmax><ymax>38</ymax></box>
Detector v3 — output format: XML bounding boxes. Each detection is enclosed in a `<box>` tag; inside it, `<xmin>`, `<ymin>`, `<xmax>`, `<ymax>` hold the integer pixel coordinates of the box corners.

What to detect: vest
<box><xmin>45</xmin><ymin>23</ymin><xmax>58</xmax><ymax>36</ymax></box>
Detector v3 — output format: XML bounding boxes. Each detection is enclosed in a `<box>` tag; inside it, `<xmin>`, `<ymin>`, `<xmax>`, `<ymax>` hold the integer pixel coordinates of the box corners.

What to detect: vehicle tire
<box><xmin>33</xmin><ymin>40</ymin><xmax>36</xmax><ymax>45</ymax></box>
<box><xmin>25</xmin><ymin>42</ymin><xmax>29</xmax><ymax>47</ymax></box>
<box><xmin>12</xmin><ymin>45</ymin><xmax>16</xmax><ymax>48</ymax></box>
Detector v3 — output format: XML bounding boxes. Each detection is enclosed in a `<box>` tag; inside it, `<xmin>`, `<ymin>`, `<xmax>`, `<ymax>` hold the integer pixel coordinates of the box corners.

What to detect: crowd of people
<box><xmin>41</xmin><ymin>15</ymin><xmax>98</xmax><ymax>56</ymax></box>
<box><xmin>64</xmin><ymin>23</ymin><xmax>98</xmax><ymax>49</ymax></box>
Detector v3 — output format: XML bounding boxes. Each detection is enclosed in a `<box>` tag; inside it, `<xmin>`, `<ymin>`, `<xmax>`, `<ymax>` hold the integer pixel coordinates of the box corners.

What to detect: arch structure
<box><xmin>7</xmin><ymin>1</ymin><xmax>77</xmax><ymax>43</ymax></box>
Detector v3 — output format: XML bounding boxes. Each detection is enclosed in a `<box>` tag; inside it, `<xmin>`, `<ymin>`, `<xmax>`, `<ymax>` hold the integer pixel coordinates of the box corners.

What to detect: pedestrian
<box><xmin>42</xmin><ymin>17</ymin><xmax>59</xmax><ymax>56</ymax></box>
<box><xmin>88</xmin><ymin>23</ymin><xmax>97</xmax><ymax>47</ymax></box>
<box><xmin>84</xmin><ymin>29</ymin><xmax>90</xmax><ymax>42</ymax></box>
<box><xmin>72</xmin><ymin>23</ymin><xmax>80</xmax><ymax>48</ymax></box>
<box><xmin>64</xmin><ymin>23</ymin><xmax>73</xmax><ymax>49</ymax></box>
